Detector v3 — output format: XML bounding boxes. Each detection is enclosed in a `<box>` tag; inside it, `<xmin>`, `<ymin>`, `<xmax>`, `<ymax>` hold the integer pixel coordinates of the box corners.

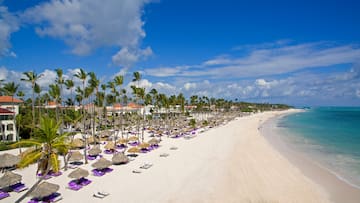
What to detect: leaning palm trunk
<box><xmin>15</xmin><ymin>161</ymin><xmax>51</xmax><ymax>203</ymax></box>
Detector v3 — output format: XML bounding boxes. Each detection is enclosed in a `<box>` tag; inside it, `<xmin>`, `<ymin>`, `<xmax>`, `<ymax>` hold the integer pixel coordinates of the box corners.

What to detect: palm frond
<box><xmin>11</xmin><ymin>140</ymin><xmax>41</xmax><ymax>148</ymax></box>
<box><xmin>18</xmin><ymin>151</ymin><xmax>42</xmax><ymax>168</ymax></box>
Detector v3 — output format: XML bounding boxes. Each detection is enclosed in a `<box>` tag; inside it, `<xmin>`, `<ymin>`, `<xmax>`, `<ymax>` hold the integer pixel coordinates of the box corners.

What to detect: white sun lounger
<box><xmin>93</xmin><ymin>191</ymin><xmax>109</xmax><ymax>198</ymax></box>
<box><xmin>140</xmin><ymin>163</ymin><xmax>153</xmax><ymax>169</ymax></box>
<box><xmin>132</xmin><ymin>169</ymin><xmax>142</xmax><ymax>174</ymax></box>
<box><xmin>160</xmin><ymin>153</ymin><xmax>169</xmax><ymax>157</ymax></box>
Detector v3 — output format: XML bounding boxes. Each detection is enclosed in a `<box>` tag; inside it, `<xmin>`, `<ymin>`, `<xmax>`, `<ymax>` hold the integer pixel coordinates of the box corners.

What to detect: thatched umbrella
<box><xmin>100</xmin><ymin>131</ymin><xmax>111</xmax><ymax>138</ymax></box>
<box><xmin>68</xmin><ymin>151</ymin><xmax>84</xmax><ymax>162</ymax></box>
<box><xmin>127</xmin><ymin>147</ymin><xmax>140</xmax><ymax>154</ymax></box>
<box><xmin>116</xmin><ymin>138</ymin><xmax>128</xmax><ymax>145</ymax></box>
<box><xmin>68</xmin><ymin>168</ymin><xmax>89</xmax><ymax>179</ymax></box>
<box><xmin>104</xmin><ymin>141</ymin><xmax>115</xmax><ymax>150</ymax></box>
<box><xmin>0</xmin><ymin>171</ymin><xmax>22</xmax><ymax>188</ymax></box>
<box><xmin>71</xmin><ymin>138</ymin><xmax>84</xmax><ymax>148</ymax></box>
<box><xmin>0</xmin><ymin>153</ymin><xmax>20</xmax><ymax>168</ymax></box>
<box><xmin>91</xmin><ymin>158</ymin><xmax>111</xmax><ymax>169</ymax></box>
<box><xmin>30</xmin><ymin>181</ymin><xmax>59</xmax><ymax>198</ymax></box>
<box><xmin>87</xmin><ymin>137</ymin><xmax>99</xmax><ymax>144</ymax></box>
<box><xmin>112</xmin><ymin>153</ymin><xmax>129</xmax><ymax>165</ymax></box>
<box><xmin>88</xmin><ymin>146</ymin><xmax>101</xmax><ymax>156</ymax></box>
<box><xmin>148</xmin><ymin>138</ymin><xmax>160</xmax><ymax>145</ymax></box>
<box><xmin>138</xmin><ymin>142</ymin><xmax>150</xmax><ymax>149</ymax></box>
<box><xmin>128</xmin><ymin>136</ymin><xmax>138</xmax><ymax>142</ymax></box>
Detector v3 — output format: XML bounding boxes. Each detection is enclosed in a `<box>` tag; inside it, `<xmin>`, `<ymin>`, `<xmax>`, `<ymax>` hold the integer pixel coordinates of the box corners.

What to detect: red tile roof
<box><xmin>0</xmin><ymin>96</ymin><xmax>23</xmax><ymax>103</ymax></box>
<box><xmin>127</xmin><ymin>102</ymin><xmax>142</xmax><ymax>109</ymax></box>
<box><xmin>0</xmin><ymin>107</ymin><xmax>14</xmax><ymax>114</ymax></box>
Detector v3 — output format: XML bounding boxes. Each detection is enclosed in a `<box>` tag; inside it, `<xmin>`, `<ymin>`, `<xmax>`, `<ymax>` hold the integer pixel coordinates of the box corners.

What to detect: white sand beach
<box><xmin>1</xmin><ymin>110</ymin><xmax>340</xmax><ymax>202</ymax></box>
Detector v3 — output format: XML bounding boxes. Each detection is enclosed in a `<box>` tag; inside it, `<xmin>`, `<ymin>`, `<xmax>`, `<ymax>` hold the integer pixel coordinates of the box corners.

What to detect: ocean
<box><xmin>277</xmin><ymin>107</ymin><xmax>360</xmax><ymax>189</ymax></box>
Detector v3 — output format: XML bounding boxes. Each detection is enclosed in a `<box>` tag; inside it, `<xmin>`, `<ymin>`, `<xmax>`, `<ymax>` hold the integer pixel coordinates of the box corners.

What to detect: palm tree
<box><xmin>65</xmin><ymin>79</ymin><xmax>75</xmax><ymax>108</ymax></box>
<box><xmin>100</xmin><ymin>84</ymin><xmax>107</xmax><ymax>130</ymax></box>
<box><xmin>55</xmin><ymin>68</ymin><xmax>64</xmax><ymax>133</ymax></box>
<box><xmin>49</xmin><ymin>84</ymin><xmax>61</xmax><ymax>122</ymax></box>
<box><xmin>114</xmin><ymin>75</ymin><xmax>124</xmax><ymax>140</ymax></box>
<box><xmin>12</xmin><ymin>116</ymin><xmax>70</xmax><ymax>203</ymax></box>
<box><xmin>107</xmin><ymin>81</ymin><xmax>117</xmax><ymax>132</ymax></box>
<box><xmin>16</xmin><ymin>91</ymin><xmax>25</xmax><ymax>102</ymax></box>
<box><xmin>34</xmin><ymin>83</ymin><xmax>41</xmax><ymax>124</ymax></box>
<box><xmin>74</xmin><ymin>68</ymin><xmax>89</xmax><ymax>164</ymax></box>
<box><xmin>87</xmin><ymin>72</ymin><xmax>99</xmax><ymax>144</ymax></box>
<box><xmin>132</xmin><ymin>72</ymin><xmax>142</xmax><ymax>140</ymax></box>
<box><xmin>21</xmin><ymin>71</ymin><xmax>44</xmax><ymax>133</ymax></box>
<box><xmin>3</xmin><ymin>82</ymin><xmax>19</xmax><ymax>142</ymax></box>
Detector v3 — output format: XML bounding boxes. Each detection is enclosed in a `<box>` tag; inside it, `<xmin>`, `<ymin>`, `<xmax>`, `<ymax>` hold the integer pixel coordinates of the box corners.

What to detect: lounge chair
<box><xmin>140</xmin><ymin>163</ymin><xmax>153</xmax><ymax>169</ymax></box>
<box><xmin>79</xmin><ymin>177</ymin><xmax>92</xmax><ymax>186</ymax></box>
<box><xmin>98</xmin><ymin>191</ymin><xmax>109</xmax><ymax>196</ymax></box>
<box><xmin>92</xmin><ymin>169</ymin><xmax>105</xmax><ymax>176</ymax></box>
<box><xmin>49</xmin><ymin>171</ymin><xmax>62</xmax><ymax>177</ymax></box>
<box><xmin>10</xmin><ymin>182</ymin><xmax>28</xmax><ymax>192</ymax></box>
<box><xmin>132</xmin><ymin>170</ymin><xmax>141</xmax><ymax>174</ymax></box>
<box><xmin>42</xmin><ymin>192</ymin><xmax>62</xmax><ymax>202</ymax></box>
<box><xmin>37</xmin><ymin>173</ymin><xmax>52</xmax><ymax>180</ymax></box>
<box><xmin>93</xmin><ymin>191</ymin><xmax>109</xmax><ymax>199</ymax></box>
<box><xmin>68</xmin><ymin>181</ymin><xmax>82</xmax><ymax>191</ymax></box>
<box><xmin>160</xmin><ymin>153</ymin><xmax>169</xmax><ymax>157</ymax></box>
<box><xmin>0</xmin><ymin>190</ymin><xmax>9</xmax><ymax>200</ymax></box>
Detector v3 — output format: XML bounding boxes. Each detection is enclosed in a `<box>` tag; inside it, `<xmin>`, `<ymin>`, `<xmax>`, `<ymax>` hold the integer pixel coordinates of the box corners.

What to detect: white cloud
<box><xmin>144</xmin><ymin>66</ymin><xmax>189</xmax><ymax>77</ymax></box>
<box><xmin>184</xmin><ymin>82</ymin><xmax>196</xmax><ymax>90</ymax></box>
<box><xmin>127</xmin><ymin>79</ymin><xmax>153</xmax><ymax>90</ymax></box>
<box><xmin>145</xmin><ymin>42</ymin><xmax>360</xmax><ymax>79</ymax></box>
<box><xmin>0</xmin><ymin>6</ymin><xmax>19</xmax><ymax>57</ymax></box>
<box><xmin>22</xmin><ymin>0</ymin><xmax>152</xmax><ymax>67</ymax></box>
<box><xmin>0</xmin><ymin>66</ymin><xmax>8</xmax><ymax>80</ymax></box>
<box><xmin>37</xmin><ymin>69</ymin><xmax>57</xmax><ymax>87</ymax></box>
<box><xmin>112</xmin><ymin>46</ymin><xmax>152</xmax><ymax>68</ymax></box>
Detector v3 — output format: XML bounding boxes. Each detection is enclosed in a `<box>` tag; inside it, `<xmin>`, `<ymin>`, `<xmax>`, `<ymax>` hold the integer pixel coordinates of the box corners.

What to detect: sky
<box><xmin>0</xmin><ymin>0</ymin><xmax>360</xmax><ymax>106</ymax></box>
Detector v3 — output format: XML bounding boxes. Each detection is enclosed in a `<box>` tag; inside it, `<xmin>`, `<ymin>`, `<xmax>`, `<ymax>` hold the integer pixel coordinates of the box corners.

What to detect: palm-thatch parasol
<box><xmin>87</xmin><ymin>136</ymin><xmax>99</xmax><ymax>144</ymax></box>
<box><xmin>138</xmin><ymin>142</ymin><xmax>150</xmax><ymax>149</ymax></box>
<box><xmin>68</xmin><ymin>168</ymin><xmax>89</xmax><ymax>179</ymax></box>
<box><xmin>127</xmin><ymin>147</ymin><xmax>140</xmax><ymax>154</ymax></box>
<box><xmin>148</xmin><ymin>138</ymin><xmax>160</xmax><ymax>145</ymax></box>
<box><xmin>30</xmin><ymin>181</ymin><xmax>59</xmax><ymax>198</ymax></box>
<box><xmin>91</xmin><ymin>158</ymin><xmax>111</xmax><ymax>169</ymax></box>
<box><xmin>0</xmin><ymin>171</ymin><xmax>22</xmax><ymax>188</ymax></box>
<box><xmin>104</xmin><ymin>141</ymin><xmax>115</xmax><ymax>150</ymax></box>
<box><xmin>0</xmin><ymin>153</ymin><xmax>20</xmax><ymax>168</ymax></box>
<box><xmin>100</xmin><ymin>130</ymin><xmax>111</xmax><ymax>138</ymax></box>
<box><xmin>116</xmin><ymin>138</ymin><xmax>128</xmax><ymax>145</ymax></box>
<box><xmin>112</xmin><ymin>152</ymin><xmax>129</xmax><ymax>165</ymax></box>
<box><xmin>68</xmin><ymin>151</ymin><xmax>84</xmax><ymax>162</ymax></box>
<box><xmin>128</xmin><ymin>136</ymin><xmax>138</xmax><ymax>142</ymax></box>
<box><xmin>88</xmin><ymin>146</ymin><xmax>101</xmax><ymax>156</ymax></box>
<box><xmin>71</xmin><ymin>138</ymin><xmax>84</xmax><ymax>148</ymax></box>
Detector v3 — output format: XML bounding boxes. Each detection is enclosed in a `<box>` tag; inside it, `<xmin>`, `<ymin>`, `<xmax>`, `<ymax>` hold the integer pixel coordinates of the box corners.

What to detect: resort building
<box><xmin>0</xmin><ymin>96</ymin><xmax>23</xmax><ymax>142</ymax></box>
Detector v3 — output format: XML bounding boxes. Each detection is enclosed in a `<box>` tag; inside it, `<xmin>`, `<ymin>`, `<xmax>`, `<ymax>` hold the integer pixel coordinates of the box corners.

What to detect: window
<box><xmin>7</xmin><ymin>134</ymin><xmax>13</xmax><ymax>141</ymax></box>
<box><xmin>7</xmin><ymin>124</ymin><xmax>14</xmax><ymax>131</ymax></box>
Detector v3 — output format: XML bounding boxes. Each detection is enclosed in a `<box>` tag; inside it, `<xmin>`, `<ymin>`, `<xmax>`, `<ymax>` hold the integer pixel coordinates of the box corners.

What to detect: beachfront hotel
<box><xmin>0</xmin><ymin>96</ymin><xmax>23</xmax><ymax>142</ymax></box>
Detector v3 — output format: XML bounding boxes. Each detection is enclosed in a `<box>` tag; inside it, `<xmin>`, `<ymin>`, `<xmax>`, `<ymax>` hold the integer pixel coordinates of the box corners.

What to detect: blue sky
<box><xmin>0</xmin><ymin>0</ymin><xmax>360</xmax><ymax>106</ymax></box>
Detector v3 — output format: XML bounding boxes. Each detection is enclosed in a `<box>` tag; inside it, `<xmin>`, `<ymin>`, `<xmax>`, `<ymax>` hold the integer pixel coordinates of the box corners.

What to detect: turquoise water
<box><xmin>278</xmin><ymin>107</ymin><xmax>360</xmax><ymax>188</ymax></box>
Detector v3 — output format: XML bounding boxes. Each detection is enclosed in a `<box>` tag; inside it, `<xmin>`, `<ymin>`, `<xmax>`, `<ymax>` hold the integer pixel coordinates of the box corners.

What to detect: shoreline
<box><xmin>261</xmin><ymin>110</ymin><xmax>360</xmax><ymax>203</ymax></box>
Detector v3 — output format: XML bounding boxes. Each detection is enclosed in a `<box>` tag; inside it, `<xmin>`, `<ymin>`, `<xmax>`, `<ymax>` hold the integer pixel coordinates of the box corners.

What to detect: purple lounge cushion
<box><xmin>0</xmin><ymin>191</ymin><xmax>10</xmax><ymax>200</ymax></box>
